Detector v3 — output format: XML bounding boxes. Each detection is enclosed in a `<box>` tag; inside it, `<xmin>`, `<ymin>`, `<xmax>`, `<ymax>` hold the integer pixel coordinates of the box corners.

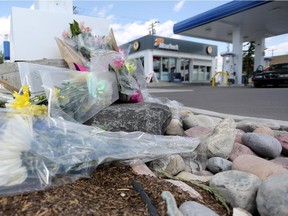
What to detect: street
<box><xmin>149</xmin><ymin>85</ymin><xmax>288</xmax><ymax>121</ymax></box>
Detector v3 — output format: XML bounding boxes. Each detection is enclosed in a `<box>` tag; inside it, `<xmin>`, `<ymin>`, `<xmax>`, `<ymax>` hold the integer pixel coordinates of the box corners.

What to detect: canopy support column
<box><xmin>232</xmin><ymin>25</ymin><xmax>243</xmax><ymax>85</ymax></box>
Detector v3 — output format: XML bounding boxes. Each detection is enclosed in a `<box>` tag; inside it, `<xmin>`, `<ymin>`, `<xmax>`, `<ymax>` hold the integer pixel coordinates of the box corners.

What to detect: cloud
<box><xmin>111</xmin><ymin>20</ymin><xmax>176</xmax><ymax>46</ymax></box>
<box><xmin>266</xmin><ymin>40</ymin><xmax>288</xmax><ymax>57</ymax></box>
<box><xmin>174</xmin><ymin>0</ymin><xmax>186</xmax><ymax>12</ymax></box>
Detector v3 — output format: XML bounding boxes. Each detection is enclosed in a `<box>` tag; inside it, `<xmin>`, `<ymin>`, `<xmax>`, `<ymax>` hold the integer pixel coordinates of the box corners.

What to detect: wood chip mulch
<box><xmin>0</xmin><ymin>162</ymin><xmax>231</xmax><ymax>216</ymax></box>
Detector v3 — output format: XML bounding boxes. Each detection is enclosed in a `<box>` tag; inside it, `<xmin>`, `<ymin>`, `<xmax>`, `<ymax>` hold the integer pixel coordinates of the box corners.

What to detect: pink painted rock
<box><xmin>275</xmin><ymin>133</ymin><xmax>288</xmax><ymax>156</ymax></box>
<box><xmin>235</xmin><ymin>129</ymin><xmax>245</xmax><ymax>143</ymax></box>
<box><xmin>229</xmin><ymin>142</ymin><xmax>257</xmax><ymax>161</ymax></box>
<box><xmin>232</xmin><ymin>155</ymin><xmax>288</xmax><ymax>180</ymax></box>
<box><xmin>253</xmin><ymin>126</ymin><xmax>274</xmax><ymax>136</ymax></box>
<box><xmin>184</xmin><ymin>126</ymin><xmax>212</xmax><ymax>139</ymax></box>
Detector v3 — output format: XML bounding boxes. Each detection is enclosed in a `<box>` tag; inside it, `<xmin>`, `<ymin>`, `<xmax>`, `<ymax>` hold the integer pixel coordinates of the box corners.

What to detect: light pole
<box><xmin>149</xmin><ymin>21</ymin><xmax>159</xmax><ymax>35</ymax></box>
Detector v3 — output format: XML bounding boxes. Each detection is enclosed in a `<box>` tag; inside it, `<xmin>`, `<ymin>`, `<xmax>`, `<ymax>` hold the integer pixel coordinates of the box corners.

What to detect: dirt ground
<box><xmin>0</xmin><ymin>163</ymin><xmax>231</xmax><ymax>216</ymax></box>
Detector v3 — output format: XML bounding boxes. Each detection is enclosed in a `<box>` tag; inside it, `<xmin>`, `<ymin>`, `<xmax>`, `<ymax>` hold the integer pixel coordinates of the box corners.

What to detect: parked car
<box><xmin>252</xmin><ymin>63</ymin><xmax>288</xmax><ymax>87</ymax></box>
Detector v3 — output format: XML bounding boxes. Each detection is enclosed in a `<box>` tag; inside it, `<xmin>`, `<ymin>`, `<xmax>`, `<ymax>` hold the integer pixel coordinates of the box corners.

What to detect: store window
<box><xmin>180</xmin><ymin>58</ymin><xmax>190</xmax><ymax>81</ymax></box>
<box><xmin>153</xmin><ymin>57</ymin><xmax>161</xmax><ymax>80</ymax></box>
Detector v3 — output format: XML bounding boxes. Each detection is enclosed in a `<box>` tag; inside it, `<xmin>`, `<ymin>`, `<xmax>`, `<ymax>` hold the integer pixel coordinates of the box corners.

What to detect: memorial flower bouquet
<box><xmin>60</xmin><ymin>20</ymin><xmax>144</xmax><ymax>103</ymax></box>
<box><xmin>0</xmin><ymin>112</ymin><xmax>200</xmax><ymax>196</ymax></box>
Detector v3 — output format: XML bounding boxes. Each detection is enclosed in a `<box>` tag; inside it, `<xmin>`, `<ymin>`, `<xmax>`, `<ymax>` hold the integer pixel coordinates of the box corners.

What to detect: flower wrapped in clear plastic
<box><xmin>0</xmin><ymin>112</ymin><xmax>200</xmax><ymax>196</ymax></box>
<box><xmin>16</xmin><ymin>62</ymin><xmax>119</xmax><ymax>123</ymax></box>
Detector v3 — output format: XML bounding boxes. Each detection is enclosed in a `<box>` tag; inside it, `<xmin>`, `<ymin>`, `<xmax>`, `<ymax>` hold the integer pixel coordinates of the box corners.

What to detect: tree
<box><xmin>0</xmin><ymin>51</ymin><xmax>3</xmax><ymax>64</ymax></box>
<box><xmin>242</xmin><ymin>41</ymin><xmax>255</xmax><ymax>78</ymax></box>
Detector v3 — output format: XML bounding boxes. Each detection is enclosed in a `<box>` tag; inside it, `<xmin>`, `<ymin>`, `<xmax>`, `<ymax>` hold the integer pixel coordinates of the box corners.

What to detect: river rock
<box><xmin>236</xmin><ymin>119</ymin><xmax>280</xmax><ymax>132</ymax></box>
<box><xmin>176</xmin><ymin>171</ymin><xmax>212</xmax><ymax>183</ymax></box>
<box><xmin>85</xmin><ymin>102</ymin><xmax>172</xmax><ymax>135</ymax></box>
<box><xmin>182</xmin><ymin>114</ymin><xmax>221</xmax><ymax>130</ymax></box>
<box><xmin>199</xmin><ymin>118</ymin><xmax>236</xmax><ymax>159</ymax></box>
<box><xmin>256</xmin><ymin>173</ymin><xmax>288</xmax><ymax>216</ymax></box>
<box><xmin>179</xmin><ymin>201</ymin><xmax>219</xmax><ymax>216</ymax></box>
<box><xmin>149</xmin><ymin>154</ymin><xmax>185</xmax><ymax>176</ymax></box>
<box><xmin>270</xmin><ymin>156</ymin><xmax>288</xmax><ymax>169</ymax></box>
<box><xmin>275</xmin><ymin>133</ymin><xmax>288</xmax><ymax>156</ymax></box>
<box><xmin>165</xmin><ymin>179</ymin><xmax>203</xmax><ymax>200</ymax></box>
<box><xmin>207</xmin><ymin>157</ymin><xmax>232</xmax><ymax>174</ymax></box>
<box><xmin>210</xmin><ymin>170</ymin><xmax>261</xmax><ymax>214</ymax></box>
<box><xmin>183</xmin><ymin>158</ymin><xmax>203</xmax><ymax>173</ymax></box>
<box><xmin>232</xmin><ymin>155</ymin><xmax>288</xmax><ymax>180</ymax></box>
<box><xmin>229</xmin><ymin>142</ymin><xmax>257</xmax><ymax>161</ymax></box>
<box><xmin>241</xmin><ymin>133</ymin><xmax>282</xmax><ymax>159</ymax></box>
<box><xmin>253</xmin><ymin>126</ymin><xmax>274</xmax><ymax>136</ymax></box>
<box><xmin>235</xmin><ymin>129</ymin><xmax>245</xmax><ymax>143</ymax></box>
<box><xmin>165</xmin><ymin>119</ymin><xmax>185</xmax><ymax>136</ymax></box>
<box><xmin>184</xmin><ymin>126</ymin><xmax>212</xmax><ymax>139</ymax></box>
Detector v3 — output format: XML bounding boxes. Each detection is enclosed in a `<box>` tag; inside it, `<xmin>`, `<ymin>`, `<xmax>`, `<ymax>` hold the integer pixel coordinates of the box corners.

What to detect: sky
<box><xmin>1</xmin><ymin>0</ymin><xmax>288</xmax><ymax>62</ymax></box>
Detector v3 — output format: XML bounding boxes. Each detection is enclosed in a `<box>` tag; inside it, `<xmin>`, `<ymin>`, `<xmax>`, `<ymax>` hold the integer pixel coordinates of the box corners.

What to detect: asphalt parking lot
<box><xmin>149</xmin><ymin>85</ymin><xmax>288</xmax><ymax>121</ymax></box>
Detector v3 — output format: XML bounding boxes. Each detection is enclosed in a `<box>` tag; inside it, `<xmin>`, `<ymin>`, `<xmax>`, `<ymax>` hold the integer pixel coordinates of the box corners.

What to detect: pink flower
<box><xmin>62</xmin><ymin>30</ymin><xmax>70</xmax><ymax>39</ymax></box>
<box><xmin>113</xmin><ymin>57</ymin><xmax>125</xmax><ymax>69</ymax></box>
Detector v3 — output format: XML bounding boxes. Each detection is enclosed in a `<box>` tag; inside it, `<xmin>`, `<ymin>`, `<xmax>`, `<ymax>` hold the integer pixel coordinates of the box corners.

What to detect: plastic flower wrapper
<box><xmin>109</xmin><ymin>48</ymin><xmax>144</xmax><ymax>103</ymax></box>
<box><xmin>17</xmin><ymin>62</ymin><xmax>119</xmax><ymax>123</ymax></box>
<box><xmin>0</xmin><ymin>112</ymin><xmax>200</xmax><ymax>196</ymax></box>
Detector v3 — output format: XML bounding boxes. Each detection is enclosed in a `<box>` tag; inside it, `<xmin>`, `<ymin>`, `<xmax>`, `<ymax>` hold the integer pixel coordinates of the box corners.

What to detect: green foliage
<box><xmin>242</xmin><ymin>41</ymin><xmax>255</xmax><ymax>78</ymax></box>
<box><xmin>69</xmin><ymin>20</ymin><xmax>82</xmax><ymax>38</ymax></box>
<box><xmin>0</xmin><ymin>51</ymin><xmax>3</xmax><ymax>64</ymax></box>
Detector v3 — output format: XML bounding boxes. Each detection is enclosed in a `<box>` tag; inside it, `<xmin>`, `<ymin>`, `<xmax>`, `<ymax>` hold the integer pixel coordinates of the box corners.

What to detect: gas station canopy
<box><xmin>173</xmin><ymin>0</ymin><xmax>288</xmax><ymax>43</ymax></box>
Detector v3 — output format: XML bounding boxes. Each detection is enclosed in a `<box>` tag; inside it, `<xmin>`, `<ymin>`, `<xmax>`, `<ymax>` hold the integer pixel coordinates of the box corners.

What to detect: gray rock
<box><xmin>182</xmin><ymin>114</ymin><xmax>221</xmax><ymax>130</ymax></box>
<box><xmin>176</xmin><ymin>171</ymin><xmax>212</xmax><ymax>183</ymax></box>
<box><xmin>85</xmin><ymin>102</ymin><xmax>172</xmax><ymax>135</ymax></box>
<box><xmin>161</xmin><ymin>191</ymin><xmax>183</xmax><ymax>216</ymax></box>
<box><xmin>242</xmin><ymin>133</ymin><xmax>282</xmax><ymax>159</ymax></box>
<box><xmin>199</xmin><ymin>118</ymin><xmax>236</xmax><ymax>160</ymax></box>
<box><xmin>179</xmin><ymin>201</ymin><xmax>219</xmax><ymax>216</ymax></box>
<box><xmin>236</xmin><ymin>119</ymin><xmax>280</xmax><ymax>132</ymax></box>
<box><xmin>207</xmin><ymin>157</ymin><xmax>232</xmax><ymax>174</ymax></box>
<box><xmin>149</xmin><ymin>154</ymin><xmax>186</xmax><ymax>176</ymax></box>
<box><xmin>256</xmin><ymin>173</ymin><xmax>288</xmax><ymax>216</ymax></box>
<box><xmin>183</xmin><ymin>158</ymin><xmax>203</xmax><ymax>173</ymax></box>
<box><xmin>210</xmin><ymin>170</ymin><xmax>261</xmax><ymax>214</ymax></box>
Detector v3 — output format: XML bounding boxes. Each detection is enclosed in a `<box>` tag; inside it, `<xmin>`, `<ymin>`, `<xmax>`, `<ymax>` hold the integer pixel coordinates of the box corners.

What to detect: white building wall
<box><xmin>10</xmin><ymin>7</ymin><xmax>109</xmax><ymax>61</ymax></box>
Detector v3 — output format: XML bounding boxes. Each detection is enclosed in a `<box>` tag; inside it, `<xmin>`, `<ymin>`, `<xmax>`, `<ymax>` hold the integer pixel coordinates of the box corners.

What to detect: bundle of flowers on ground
<box><xmin>0</xmin><ymin>112</ymin><xmax>200</xmax><ymax>196</ymax></box>
<box><xmin>59</xmin><ymin>20</ymin><xmax>144</xmax><ymax>103</ymax></box>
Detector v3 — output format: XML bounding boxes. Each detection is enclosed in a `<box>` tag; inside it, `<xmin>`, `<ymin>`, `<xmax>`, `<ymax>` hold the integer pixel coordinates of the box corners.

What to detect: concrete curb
<box><xmin>184</xmin><ymin>106</ymin><xmax>288</xmax><ymax>130</ymax></box>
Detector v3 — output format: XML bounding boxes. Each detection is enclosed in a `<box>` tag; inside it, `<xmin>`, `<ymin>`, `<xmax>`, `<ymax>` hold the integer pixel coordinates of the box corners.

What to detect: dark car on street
<box><xmin>252</xmin><ymin>63</ymin><xmax>288</xmax><ymax>87</ymax></box>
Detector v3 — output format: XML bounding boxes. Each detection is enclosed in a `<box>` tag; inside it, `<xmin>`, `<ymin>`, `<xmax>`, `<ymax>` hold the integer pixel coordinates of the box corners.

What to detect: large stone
<box><xmin>241</xmin><ymin>133</ymin><xmax>282</xmax><ymax>159</ymax></box>
<box><xmin>235</xmin><ymin>129</ymin><xmax>245</xmax><ymax>144</ymax></box>
<box><xmin>85</xmin><ymin>102</ymin><xmax>172</xmax><ymax>135</ymax></box>
<box><xmin>207</xmin><ymin>157</ymin><xmax>232</xmax><ymax>174</ymax></box>
<box><xmin>198</xmin><ymin>118</ymin><xmax>236</xmax><ymax>160</ymax></box>
<box><xmin>149</xmin><ymin>154</ymin><xmax>186</xmax><ymax>176</ymax></box>
<box><xmin>232</xmin><ymin>155</ymin><xmax>288</xmax><ymax>180</ymax></box>
<box><xmin>210</xmin><ymin>170</ymin><xmax>261</xmax><ymax>214</ymax></box>
<box><xmin>229</xmin><ymin>142</ymin><xmax>257</xmax><ymax>161</ymax></box>
<box><xmin>256</xmin><ymin>173</ymin><xmax>288</xmax><ymax>216</ymax></box>
<box><xmin>275</xmin><ymin>133</ymin><xmax>288</xmax><ymax>156</ymax></box>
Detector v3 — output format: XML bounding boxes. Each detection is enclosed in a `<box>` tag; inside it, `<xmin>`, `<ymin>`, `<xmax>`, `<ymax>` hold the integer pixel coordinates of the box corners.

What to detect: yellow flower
<box><xmin>8</xmin><ymin>85</ymin><xmax>48</xmax><ymax>116</ymax></box>
<box><xmin>11</xmin><ymin>86</ymin><xmax>31</xmax><ymax>110</ymax></box>
<box><xmin>124</xmin><ymin>61</ymin><xmax>137</xmax><ymax>74</ymax></box>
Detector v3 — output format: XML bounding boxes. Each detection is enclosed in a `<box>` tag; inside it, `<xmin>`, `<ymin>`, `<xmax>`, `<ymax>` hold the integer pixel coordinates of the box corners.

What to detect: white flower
<box><xmin>0</xmin><ymin>115</ymin><xmax>33</xmax><ymax>186</ymax></box>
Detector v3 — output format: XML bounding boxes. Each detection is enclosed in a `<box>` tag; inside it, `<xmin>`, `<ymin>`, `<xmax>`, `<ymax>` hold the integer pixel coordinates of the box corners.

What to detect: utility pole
<box><xmin>149</xmin><ymin>21</ymin><xmax>159</xmax><ymax>35</ymax></box>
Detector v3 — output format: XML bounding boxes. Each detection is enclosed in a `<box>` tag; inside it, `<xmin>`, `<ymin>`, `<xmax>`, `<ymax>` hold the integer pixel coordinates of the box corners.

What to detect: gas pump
<box><xmin>221</xmin><ymin>52</ymin><xmax>236</xmax><ymax>85</ymax></box>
